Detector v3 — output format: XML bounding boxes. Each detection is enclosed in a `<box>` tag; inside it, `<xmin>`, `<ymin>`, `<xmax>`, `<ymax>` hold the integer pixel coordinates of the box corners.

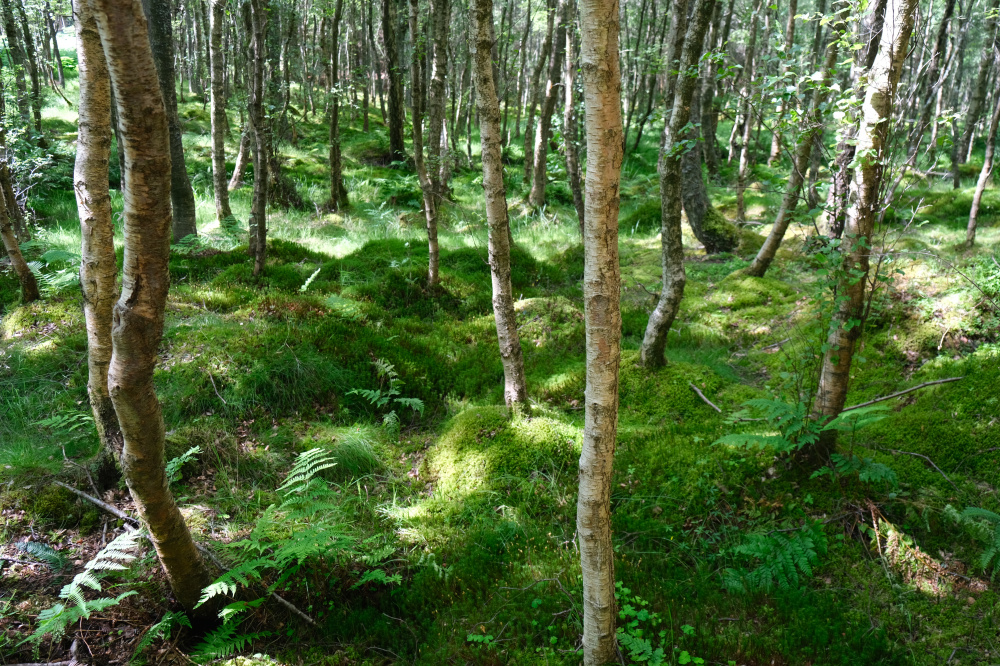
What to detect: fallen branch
<box><xmin>882</xmin><ymin>448</ymin><xmax>960</xmax><ymax>492</ymax></box>
<box><xmin>840</xmin><ymin>377</ymin><xmax>963</xmax><ymax>412</ymax></box>
<box><xmin>689</xmin><ymin>383</ymin><xmax>722</xmax><ymax>413</ymax></box>
<box><xmin>52</xmin><ymin>481</ymin><xmax>139</xmax><ymax>526</ymax></box>
<box><xmin>0</xmin><ymin>555</ymin><xmax>38</xmax><ymax>565</ymax></box>
<box><xmin>194</xmin><ymin>544</ymin><xmax>317</xmax><ymax>627</ymax></box>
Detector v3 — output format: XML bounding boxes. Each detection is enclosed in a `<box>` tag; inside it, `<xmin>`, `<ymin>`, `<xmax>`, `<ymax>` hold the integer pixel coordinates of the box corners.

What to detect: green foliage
<box><xmin>724</xmin><ymin>521</ymin><xmax>828</xmax><ymax>593</ymax></box>
<box><xmin>951</xmin><ymin>506</ymin><xmax>1000</xmax><ymax>580</ymax></box>
<box><xmin>132</xmin><ymin>611</ymin><xmax>191</xmax><ymax>663</ymax></box>
<box><xmin>812</xmin><ymin>453</ymin><xmax>898</xmax><ymax>486</ymax></box>
<box><xmin>348</xmin><ymin>358</ymin><xmax>424</xmax><ymax>436</ymax></box>
<box><xmin>616</xmin><ymin>583</ymin><xmax>667</xmax><ymax>665</ymax></box>
<box><xmin>192</xmin><ymin>621</ymin><xmax>269</xmax><ymax>661</ymax></box>
<box><xmin>15</xmin><ymin>541</ymin><xmax>68</xmax><ymax>570</ymax></box>
<box><xmin>24</xmin><ymin>247</ymin><xmax>81</xmax><ymax>297</ymax></box>
<box><xmin>26</xmin><ymin>529</ymin><xmax>143</xmax><ymax>645</ymax></box>
<box><xmin>166</xmin><ymin>446</ymin><xmax>201</xmax><ymax>484</ymax></box>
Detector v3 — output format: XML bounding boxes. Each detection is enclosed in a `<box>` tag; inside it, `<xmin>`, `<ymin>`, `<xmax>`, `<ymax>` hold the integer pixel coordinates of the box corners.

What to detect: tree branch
<box><xmin>689</xmin><ymin>382</ymin><xmax>722</xmax><ymax>413</ymax></box>
<box><xmin>840</xmin><ymin>377</ymin><xmax>963</xmax><ymax>412</ymax></box>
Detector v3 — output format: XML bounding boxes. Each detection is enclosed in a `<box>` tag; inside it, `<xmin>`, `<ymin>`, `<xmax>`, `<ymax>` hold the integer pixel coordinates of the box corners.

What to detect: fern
<box><xmin>192</xmin><ymin>620</ymin><xmax>269</xmax><ymax>660</ymax></box>
<box><xmin>953</xmin><ymin>506</ymin><xmax>1000</xmax><ymax>579</ymax></box>
<box><xmin>299</xmin><ymin>266</ymin><xmax>322</xmax><ymax>292</ymax></box>
<box><xmin>25</xmin><ymin>529</ymin><xmax>144</xmax><ymax>645</ymax></box>
<box><xmin>347</xmin><ymin>359</ymin><xmax>424</xmax><ymax>432</ymax></box>
<box><xmin>165</xmin><ymin>446</ymin><xmax>201</xmax><ymax>484</ymax></box>
<box><xmin>723</xmin><ymin>521</ymin><xmax>828</xmax><ymax>593</ymax></box>
<box><xmin>276</xmin><ymin>447</ymin><xmax>338</xmax><ymax>494</ymax></box>
<box><xmin>812</xmin><ymin>453</ymin><xmax>898</xmax><ymax>486</ymax></box>
<box><xmin>16</xmin><ymin>541</ymin><xmax>68</xmax><ymax>570</ymax></box>
<box><xmin>131</xmin><ymin>611</ymin><xmax>190</xmax><ymax>662</ymax></box>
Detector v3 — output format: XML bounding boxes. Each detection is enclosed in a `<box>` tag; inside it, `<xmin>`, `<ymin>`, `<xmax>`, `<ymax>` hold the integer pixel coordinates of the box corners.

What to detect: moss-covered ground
<box><xmin>2</xmin><ymin>40</ymin><xmax>1000</xmax><ymax>666</ymax></box>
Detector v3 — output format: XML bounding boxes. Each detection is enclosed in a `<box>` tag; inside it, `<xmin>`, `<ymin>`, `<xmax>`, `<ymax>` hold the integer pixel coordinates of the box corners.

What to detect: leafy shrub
<box><xmin>723</xmin><ymin>521</ymin><xmax>828</xmax><ymax>593</ymax></box>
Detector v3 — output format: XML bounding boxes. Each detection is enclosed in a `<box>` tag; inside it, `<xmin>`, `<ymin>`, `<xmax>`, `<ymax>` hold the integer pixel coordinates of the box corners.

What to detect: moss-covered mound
<box><xmin>708</xmin><ymin>274</ymin><xmax>797</xmax><ymax>311</ymax></box>
<box><xmin>618</xmin><ymin>350</ymin><xmax>728</xmax><ymax>423</ymax></box>
<box><xmin>425</xmin><ymin>407</ymin><xmax>581</xmax><ymax>499</ymax></box>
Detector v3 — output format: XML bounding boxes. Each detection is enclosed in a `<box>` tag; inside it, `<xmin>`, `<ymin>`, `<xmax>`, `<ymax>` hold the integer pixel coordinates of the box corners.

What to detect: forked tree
<box><xmin>576</xmin><ymin>0</ymin><xmax>624</xmax><ymax>661</ymax></box>
<box><xmin>208</xmin><ymin>0</ymin><xmax>232</xmax><ymax>222</ymax></box>
<box><xmin>73</xmin><ymin>0</ymin><xmax>213</xmax><ymax>611</ymax></box>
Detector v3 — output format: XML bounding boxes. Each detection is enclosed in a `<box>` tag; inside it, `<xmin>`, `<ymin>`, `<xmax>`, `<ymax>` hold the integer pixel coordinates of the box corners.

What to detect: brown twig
<box><xmin>61</xmin><ymin>445</ymin><xmax>100</xmax><ymax>497</ymax></box>
<box><xmin>52</xmin><ymin>481</ymin><xmax>139</xmax><ymax>526</ymax></box>
<box><xmin>688</xmin><ymin>383</ymin><xmax>722</xmax><ymax>413</ymax></box>
<box><xmin>881</xmin><ymin>448</ymin><xmax>960</xmax><ymax>492</ymax></box>
<box><xmin>840</xmin><ymin>377</ymin><xmax>964</xmax><ymax>412</ymax></box>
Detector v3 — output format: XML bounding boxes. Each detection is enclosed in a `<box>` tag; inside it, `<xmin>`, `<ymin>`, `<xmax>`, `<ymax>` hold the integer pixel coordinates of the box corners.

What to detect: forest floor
<box><xmin>2</xmin><ymin>48</ymin><xmax>1000</xmax><ymax>666</ymax></box>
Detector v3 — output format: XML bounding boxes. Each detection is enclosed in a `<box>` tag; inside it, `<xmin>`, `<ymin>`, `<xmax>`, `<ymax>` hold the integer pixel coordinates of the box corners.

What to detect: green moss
<box><xmin>701</xmin><ymin>206</ymin><xmax>741</xmax><ymax>253</ymax></box>
<box><xmin>426</xmin><ymin>407</ymin><xmax>581</xmax><ymax>498</ymax></box>
<box><xmin>617</xmin><ymin>350</ymin><xmax>728</xmax><ymax>424</ymax></box>
<box><xmin>30</xmin><ymin>484</ymin><xmax>99</xmax><ymax>530</ymax></box>
<box><xmin>737</xmin><ymin>227</ymin><xmax>766</xmax><ymax>256</ymax></box>
<box><xmin>707</xmin><ymin>274</ymin><xmax>796</xmax><ymax>311</ymax></box>
<box><xmin>620</xmin><ymin>199</ymin><xmax>661</xmax><ymax>235</ymax></box>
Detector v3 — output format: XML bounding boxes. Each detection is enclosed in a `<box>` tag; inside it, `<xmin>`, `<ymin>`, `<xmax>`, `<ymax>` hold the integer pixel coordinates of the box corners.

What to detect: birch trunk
<box><xmin>734</xmin><ymin>1</ymin><xmax>761</xmax><ymax>225</ymax></box>
<box><xmin>409</xmin><ymin>0</ymin><xmax>437</xmax><ymax>271</ymax></box>
<box><xmin>383</xmin><ymin>0</ymin><xmax>407</xmax><ymax>163</ymax></box>
<box><xmin>209</xmin><ymin>0</ymin><xmax>232</xmax><ymax>221</ymax></box>
<box><xmin>957</xmin><ymin>0</ymin><xmax>999</xmax><ymax>164</ymax></box>
<box><xmin>228</xmin><ymin>129</ymin><xmax>251</xmax><ymax>191</ymax></box>
<box><xmin>84</xmin><ymin>0</ymin><xmax>213</xmax><ymax>611</ymax></box>
<box><xmin>470</xmin><ymin>0</ymin><xmax>531</xmax><ymax>413</ymax></box>
<box><xmin>811</xmin><ymin>0</ymin><xmax>918</xmax><ymax>462</ymax></box>
<box><xmin>745</xmin><ymin>22</ymin><xmax>841</xmax><ymax>277</ymax></box>
<box><xmin>73</xmin><ymin>0</ymin><xmax>122</xmax><ymax>486</ymax></box>
<box><xmin>577</xmin><ymin>0</ymin><xmax>623</xmax><ymax>659</ymax></box>
<box><xmin>767</xmin><ymin>0</ymin><xmax>797</xmax><ymax>166</ymax></box>
<box><xmin>528</xmin><ymin>0</ymin><xmax>567</xmax><ymax>208</ymax></box>
<box><xmin>967</xmin><ymin>92</ymin><xmax>1000</xmax><ymax>246</ymax></box>
<box><xmin>1</xmin><ymin>0</ymin><xmax>30</xmax><ymax>126</ymax></box>
<box><xmin>248</xmin><ymin>0</ymin><xmax>270</xmax><ymax>277</ymax></box>
<box><xmin>563</xmin><ymin>0</ymin><xmax>586</xmax><ymax>231</ymax></box>
<box><xmin>639</xmin><ymin>0</ymin><xmax>716</xmax><ymax>369</ymax></box>
<box><xmin>524</xmin><ymin>0</ymin><xmax>555</xmax><ymax>184</ymax></box>
<box><xmin>327</xmin><ymin>0</ymin><xmax>348</xmax><ymax>210</ymax></box>
<box><xmin>425</xmin><ymin>0</ymin><xmax>450</xmax><ymax>286</ymax></box>
<box><xmin>0</xmin><ymin>172</ymin><xmax>37</xmax><ymax>303</ymax></box>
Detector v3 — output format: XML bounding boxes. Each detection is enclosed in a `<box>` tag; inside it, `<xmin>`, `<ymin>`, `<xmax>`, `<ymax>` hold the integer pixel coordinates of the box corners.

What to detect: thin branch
<box><xmin>840</xmin><ymin>377</ymin><xmax>963</xmax><ymax>412</ymax></box>
<box><xmin>881</xmin><ymin>448</ymin><xmax>960</xmax><ymax>492</ymax></box>
<box><xmin>194</xmin><ymin>543</ymin><xmax>318</xmax><ymax>627</ymax></box>
<box><xmin>689</xmin><ymin>382</ymin><xmax>722</xmax><ymax>413</ymax></box>
<box><xmin>52</xmin><ymin>481</ymin><xmax>139</xmax><ymax>526</ymax></box>
<box><xmin>61</xmin><ymin>445</ymin><xmax>100</xmax><ymax>497</ymax></box>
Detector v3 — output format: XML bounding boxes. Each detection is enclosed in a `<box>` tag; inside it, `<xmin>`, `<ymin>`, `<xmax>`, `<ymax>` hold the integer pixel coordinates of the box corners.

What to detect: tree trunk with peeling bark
<box><xmin>73</xmin><ymin>2</ymin><xmax>122</xmax><ymax>488</ymax></box>
<box><xmin>470</xmin><ymin>0</ymin><xmax>531</xmax><ymax>413</ymax></box>
<box><xmin>563</xmin><ymin>0</ymin><xmax>585</xmax><ymax>232</ymax></box>
<box><xmin>811</xmin><ymin>0</ymin><xmax>918</xmax><ymax>463</ymax></box>
<box><xmin>82</xmin><ymin>0</ymin><xmax>213</xmax><ymax>612</ymax></box>
<box><xmin>0</xmin><ymin>174</ymin><xmax>37</xmax><ymax>303</ymax></box>
<box><xmin>524</xmin><ymin>0</ymin><xmax>555</xmax><ymax>185</ymax></box>
<box><xmin>639</xmin><ymin>0</ymin><xmax>716</xmax><ymax>369</ymax></box>
<box><xmin>577</xmin><ymin>0</ymin><xmax>624</xmax><ymax>660</ymax></box>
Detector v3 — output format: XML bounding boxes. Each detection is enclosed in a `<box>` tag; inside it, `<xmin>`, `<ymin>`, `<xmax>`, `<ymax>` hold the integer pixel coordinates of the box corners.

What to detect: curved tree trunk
<box><xmin>142</xmin><ymin>0</ymin><xmax>198</xmax><ymax>240</ymax></box>
<box><xmin>382</xmin><ymin>0</ymin><xmax>407</xmax><ymax>163</ymax></box>
<box><xmin>528</xmin><ymin>0</ymin><xmax>567</xmax><ymax>208</ymax></box>
<box><xmin>967</xmin><ymin>92</ymin><xmax>1000</xmax><ymax>246</ymax></box>
<box><xmin>745</xmin><ymin>22</ymin><xmax>841</xmax><ymax>277</ymax></box>
<box><xmin>73</xmin><ymin>3</ymin><xmax>122</xmax><ymax>489</ymax></box>
<box><xmin>577</xmin><ymin>0</ymin><xmax>624</xmax><ymax>661</ymax></box>
<box><xmin>957</xmin><ymin>0</ymin><xmax>999</xmax><ymax>165</ymax></box>
<box><xmin>811</xmin><ymin>0</ymin><xmax>918</xmax><ymax>462</ymax></box>
<box><xmin>209</xmin><ymin>0</ymin><xmax>232</xmax><ymax>221</ymax></box>
<box><xmin>83</xmin><ymin>0</ymin><xmax>213</xmax><ymax>612</ymax></box>
<box><xmin>228</xmin><ymin>129</ymin><xmax>251</xmax><ymax>191</ymax></box>
<box><xmin>524</xmin><ymin>0</ymin><xmax>555</xmax><ymax>185</ymax></box>
<box><xmin>470</xmin><ymin>0</ymin><xmax>531</xmax><ymax>413</ymax></box>
<box><xmin>639</xmin><ymin>0</ymin><xmax>716</xmax><ymax>368</ymax></box>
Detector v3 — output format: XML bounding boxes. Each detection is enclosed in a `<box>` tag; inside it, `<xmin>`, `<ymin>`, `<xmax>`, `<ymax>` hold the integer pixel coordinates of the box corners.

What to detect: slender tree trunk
<box><xmin>409</xmin><ymin>0</ymin><xmax>436</xmax><ymax>261</ymax></box>
<box><xmin>209</xmin><ymin>0</ymin><xmax>231</xmax><ymax>221</ymax></box>
<box><xmin>14</xmin><ymin>0</ymin><xmax>43</xmax><ymax>136</ymax></box>
<box><xmin>228</xmin><ymin>129</ymin><xmax>250</xmax><ymax>191</ymax></box>
<box><xmin>767</xmin><ymin>0</ymin><xmax>797</xmax><ymax>165</ymax></box>
<box><xmin>577</xmin><ymin>0</ymin><xmax>624</xmax><ymax>660</ymax></box>
<box><xmin>524</xmin><ymin>0</ymin><xmax>555</xmax><ymax>184</ymax></box>
<box><xmin>142</xmin><ymin>0</ymin><xmax>198</xmax><ymax>240</ymax></box>
<box><xmin>72</xmin><ymin>3</ymin><xmax>122</xmax><ymax>488</ymax></box>
<box><xmin>957</xmin><ymin>0</ymin><xmax>999</xmax><ymax>164</ymax></box>
<box><xmin>529</xmin><ymin>0</ymin><xmax>567</xmax><ymax>208</ymax></box>
<box><xmin>1</xmin><ymin>0</ymin><xmax>31</xmax><ymax>127</ymax></box>
<box><xmin>383</xmin><ymin>0</ymin><xmax>407</xmax><ymax>163</ymax></box>
<box><xmin>811</xmin><ymin>0</ymin><xmax>917</xmax><ymax>462</ymax></box>
<box><xmin>639</xmin><ymin>0</ymin><xmax>717</xmax><ymax>368</ymax></box>
<box><xmin>248</xmin><ymin>0</ymin><xmax>270</xmax><ymax>276</ymax></box>
<box><xmin>328</xmin><ymin>0</ymin><xmax>348</xmax><ymax>210</ymax></box>
<box><xmin>563</xmin><ymin>0</ymin><xmax>585</xmax><ymax>231</ymax></box>
<box><xmin>734</xmin><ymin>1</ymin><xmax>761</xmax><ymax>225</ymax></box>
<box><xmin>908</xmin><ymin>0</ymin><xmax>956</xmax><ymax>164</ymax></box>
<box><xmin>46</xmin><ymin>2</ymin><xmax>65</xmax><ymax>87</ymax></box>
<box><xmin>967</xmin><ymin>92</ymin><xmax>1000</xmax><ymax>246</ymax></box>
<box><xmin>470</xmin><ymin>0</ymin><xmax>531</xmax><ymax>412</ymax></box>
<box><xmin>425</xmin><ymin>0</ymin><xmax>450</xmax><ymax>287</ymax></box>
<box><xmin>82</xmin><ymin>0</ymin><xmax>213</xmax><ymax>612</ymax></box>
<box><xmin>0</xmin><ymin>168</ymin><xmax>37</xmax><ymax>303</ymax></box>
<box><xmin>745</xmin><ymin>21</ymin><xmax>840</xmax><ymax>277</ymax></box>
<box><xmin>513</xmin><ymin>0</ymin><xmax>531</xmax><ymax>141</ymax></box>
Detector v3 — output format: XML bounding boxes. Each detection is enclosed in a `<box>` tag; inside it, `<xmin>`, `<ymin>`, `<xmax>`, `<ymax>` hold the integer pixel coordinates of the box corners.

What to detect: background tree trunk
<box><xmin>967</xmin><ymin>91</ymin><xmax>1000</xmax><ymax>246</ymax></box>
<box><xmin>383</xmin><ymin>0</ymin><xmax>407</xmax><ymax>163</ymax></box>
<box><xmin>470</xmin><ymin>0</ymin><xmax>531</xmax><ymax>413</ymax></box>
<box><xmin>86</xmin><ymin>0</ymin><xmax>213</xmax><ymax>612</ymax></box>
<box><xmin>209</xmin><ymin>0</ymin><xmax>232</xmax><ymax>222</ymax></box>
<box><xmin>563</xmin><ymin>0</ymin><xmax>585</xmax><ymax>231</ymax></box>
<box><xmin>524</xmin><ymin>0</ymin><xmax>555</xmax><ymax>184</ymax></box>
<box><xmin>248</xmin><ymin>0</ymin><xmax>270</xmax><ymax>276</ymax></box>
<box><xmin>734</xmin><ymin>0</ymin><xmax>761</xmax><ymax>224</ymax></box>
<box><xmin>141</xmin><ymin>0</ymin><xmax>199</xmax><ymax>240</ymax></box>
<box><xmin>327</xmin><ymin>0</ymin><xmax>348</xmax><ymax>210</ymax></box>
<box><xmin>0</xmin><ymin>175</ymin><xmax>38</xmax><ymax>303</ymax></box>
<box><xmin>528</xmin><ymin>0</ymin><xmax>566</xmax><ymax>207</ymax></box>
<box><xmin>425</xmin><ymin>0</ymin><xmax>450</xmax><ymax>287</ymax></box>
<box><xmin>577</xmin><ymin>0</ymin><xmax>624</xmax><ymax>660</ymax></box>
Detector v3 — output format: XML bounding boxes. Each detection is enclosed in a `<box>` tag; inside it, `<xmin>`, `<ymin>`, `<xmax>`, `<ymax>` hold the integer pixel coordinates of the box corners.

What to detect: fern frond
<box><xmin>166</xmin><ymin>446</ymin><xmax>201</xmax><ymax>484</ymax></box>
<box><xmin>16</xmin><ymin>542</ymin><xmax>67</xmax><ymax>570</ymax></box>
<box><xmin>192</xmin><ymin>621</ymin><xmax>269</xmax><ymax>660</ymax></box>
<box><xmin>277</xmin><ymin>448</ymin><xmax>337</xmax><ymax>494</ymax></box>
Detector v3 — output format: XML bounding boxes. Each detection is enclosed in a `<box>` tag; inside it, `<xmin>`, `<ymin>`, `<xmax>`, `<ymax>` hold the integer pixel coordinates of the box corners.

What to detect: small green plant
<box><xmin>25</xmin><ymin>248</ymin><xmax>82</xmax><ymax>296</ymax></box>
<box><xmin>26</xmin><ymin>529</ymin><xmax>143</xmax><ymax>645</ymax></box>
<box><xmin>166</xmin><ymin>446</ymin><xmax>201</xmax><ymax>484</ymax></box>
<box><xmin>723</xmin><ymin>520</ymin><xmax>828</xmax><ymax>593</ymax></box>
<box><xmin>348</xmin><ymin>358</ymin><xmax>424</xmax><ymax>437</ymax></box>
<box><xmin>947</xmin><ymin>506</ymin><xmax>1000</xmax><ymax>580</ymax></box>
<box><xmin>131</xmin><ymin>611</ymin><xmax>191</xmax><ymax>663</ymax></box>
<box><xmin>812</xmin><ymin>453</ymin><xmax>898</xmax><ymax>486</ymax></box>
<box><xmin>466</xmin><ymin>631</ymin><xmax>496</xmax><ymax>650</ymax></box>
<box><xmin>15</xmin><ymin>541</ymin><xmax>67</xmax><ymax>570</ymax></box>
